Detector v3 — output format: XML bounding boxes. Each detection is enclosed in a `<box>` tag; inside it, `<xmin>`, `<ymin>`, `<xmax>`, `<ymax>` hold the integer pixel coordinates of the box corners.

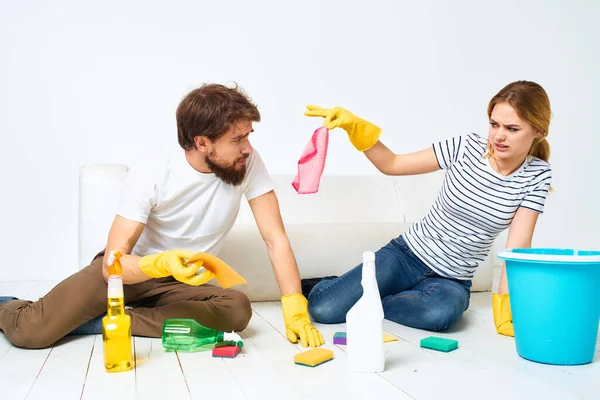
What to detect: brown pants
<box><xmin>0</xmin><ymin>252</ymin><xmax>252</xmax><ymax>349</ymax></box>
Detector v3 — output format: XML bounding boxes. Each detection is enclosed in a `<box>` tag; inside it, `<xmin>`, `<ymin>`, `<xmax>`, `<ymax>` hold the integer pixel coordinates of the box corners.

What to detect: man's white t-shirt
<box><xmin>117</xmin><ymin>149</ymin><xmax>274</xmax><ymax>257</ymax></box>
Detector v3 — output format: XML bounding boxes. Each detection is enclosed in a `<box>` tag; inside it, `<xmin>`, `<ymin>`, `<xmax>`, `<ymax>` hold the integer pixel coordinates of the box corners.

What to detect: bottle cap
<box><xmin>223</xmin><ymin>331</ymin><xmax>243</xmax><ymax>346</ymax></box>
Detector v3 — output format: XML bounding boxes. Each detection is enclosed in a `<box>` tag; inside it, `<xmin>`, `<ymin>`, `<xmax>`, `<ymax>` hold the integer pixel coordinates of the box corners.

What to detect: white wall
<box><xmin>1</xmin><ymin>0</ymin><xmax>598</xmax><ymax>280</ymax></box>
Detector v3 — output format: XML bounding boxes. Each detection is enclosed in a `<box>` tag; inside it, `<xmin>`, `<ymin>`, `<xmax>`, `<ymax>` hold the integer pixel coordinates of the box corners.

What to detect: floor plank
<box><xmin>80</xmin><ymin>335</ymin><xmax>136</xmax><ymax>400</ymax></box>
<box><xmin>0</xmin><ymin>346</ymin><xmax>53</xmax><ymax>399</ymax></box>
<box><xmin>177</xmin><ymin>344</ymin><xmax>247</xmax><ymax>399</ymax></box>
<box><xmin>0</xmin><ymin>334</ymin><xmax>12</xmax><ymax>362</ymax></box>
<box><xmin>250</xmin><ymin>302</ymin><xmax>413</xmax><ymax>400</ymax></box>
<box><xmin>455</xmin><ymin>308</ymin><xmax>600</xmax><ymax>399</ymax></box>
<box><xmin>225</xmin><ymin>311</ymin><xmax>305</xmax><ymax>400</ymax></box>
<box><xmin>217</xmin><ymin>338</ymin><xmax>300</xmax><ymax>400</ymax></box>
<box><xmin>0</xmin><ymin>281</ymin><xmax>59</xmax><ymax>399</ymax></box>
<box><xmin>26</xmin><ymin>335</ymin><xmax>95</xmax><ymax>400</ymax></box>
<box><xmin>383</xmin><ymin>294</ymin><xmax>597</xmax><ymax>400</ymax></box>
<box><xmin>134</xmin><ymin>337</ymin><xmax>192</xmax><ymax>399</ymax></box>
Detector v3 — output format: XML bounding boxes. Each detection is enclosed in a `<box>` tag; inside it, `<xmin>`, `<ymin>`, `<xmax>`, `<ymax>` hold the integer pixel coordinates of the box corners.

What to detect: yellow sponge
<box><xmin>294</xmin><ymin>348</ymin><xmax>334</xmax><ymax>367</ymax></box>
<box><xmin>383</xmin><ymin>333</ymin><xmax>398</xmax><ymax>343</ymax></box>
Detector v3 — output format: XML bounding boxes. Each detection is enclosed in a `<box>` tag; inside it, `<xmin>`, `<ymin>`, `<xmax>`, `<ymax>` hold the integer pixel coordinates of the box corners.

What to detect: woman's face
<box><xmin>488</xmin><ymin>102</ymin><xmax>540</xmax><ymax>162</ymax></box>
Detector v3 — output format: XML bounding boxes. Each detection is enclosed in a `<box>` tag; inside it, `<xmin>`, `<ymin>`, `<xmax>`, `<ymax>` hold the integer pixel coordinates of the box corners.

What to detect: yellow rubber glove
<box><xmin>492</xmin><ymin>293</ymin><xmax>515</xmax><ymax>337</ymax></box>
<box><xmin>281</xmin><ymin>293</ymin><xmax>325</xmax><ymax>348</ymax></box>
<box><xmin>304</xmin><ymin>105</ymin><xmax>382</xmax><ymax>152</ymax></box>
<box><xmin>139</xmin><ymin>249</ymin><xmax>215</xmax><ymax>286</ymax></box>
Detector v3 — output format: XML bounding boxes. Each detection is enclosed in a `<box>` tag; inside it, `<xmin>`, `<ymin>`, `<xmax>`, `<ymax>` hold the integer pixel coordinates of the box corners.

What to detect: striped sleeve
<box><xmin>520</xmin><ymin>166</ymin><xmax>552</xmax><ymax>213</ymax></box>
<box><xmin>433</xmin><ymin>135</ymin><xmax>465</xmax><ymax>169</ymax></box>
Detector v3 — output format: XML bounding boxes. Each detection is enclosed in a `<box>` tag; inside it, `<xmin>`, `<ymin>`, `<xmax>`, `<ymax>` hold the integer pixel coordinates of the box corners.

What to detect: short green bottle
<box><xmin>162</xmin><ymin>318</ymin><xmax>243</xmax><ymax>352</ymax></box>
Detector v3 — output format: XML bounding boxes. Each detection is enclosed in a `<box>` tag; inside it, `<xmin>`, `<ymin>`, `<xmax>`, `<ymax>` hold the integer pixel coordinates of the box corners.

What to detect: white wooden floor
<box><xmin>0</xmin><ymin>280</ymin><xmax>598</xmax><ymax>400</ymax></box>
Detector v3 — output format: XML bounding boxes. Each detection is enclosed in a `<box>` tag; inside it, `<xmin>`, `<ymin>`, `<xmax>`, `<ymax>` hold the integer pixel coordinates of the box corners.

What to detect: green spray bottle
<box><xmin>162</xmin><ymin>318</ymin><xmax>243</xmax><ymax>352</ymax></box>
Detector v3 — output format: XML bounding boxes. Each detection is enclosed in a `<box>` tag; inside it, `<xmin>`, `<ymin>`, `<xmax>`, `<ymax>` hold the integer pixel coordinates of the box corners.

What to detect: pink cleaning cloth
<box><xmin>292</xmin><ymin>126</ymin><xmax>329</xmax><ymax>194</ymax></box>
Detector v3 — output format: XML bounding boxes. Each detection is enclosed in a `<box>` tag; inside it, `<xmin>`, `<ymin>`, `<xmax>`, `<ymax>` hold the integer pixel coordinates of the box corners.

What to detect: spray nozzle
<box><xmin>107</xmin><ymin>250</ymin><xmax>123</xmax><ymax>276</ymax></box>
<box><xmin>223</xmin><ymin>331</ymin><xmax>244</xmax><ymax>347</ymax></box>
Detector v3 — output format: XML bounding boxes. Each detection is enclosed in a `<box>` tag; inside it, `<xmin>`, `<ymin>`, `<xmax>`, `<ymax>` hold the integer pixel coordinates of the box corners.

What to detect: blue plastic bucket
<box><xmin>498</xmin><ymin>248</ymin><xmax>600</xmax><ymax>365</ymax></box>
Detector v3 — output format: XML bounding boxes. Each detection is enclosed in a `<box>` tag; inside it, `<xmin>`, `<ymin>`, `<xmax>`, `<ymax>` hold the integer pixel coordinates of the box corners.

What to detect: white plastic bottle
<box><xmin>346</xmin><ymin>251</ymin><xmax>385</xmax><ymax>372</ymax></box>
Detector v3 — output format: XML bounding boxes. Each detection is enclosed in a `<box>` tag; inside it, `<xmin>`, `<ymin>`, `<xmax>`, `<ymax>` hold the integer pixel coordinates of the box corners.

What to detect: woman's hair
<box><xmin>486</xmin><ymin>80</ymin><xmax>551</xmax><ymax>162</ymax></box>
<box><xmin>176</xmin><ymin>82</ymin><xmax>260</xmax><ymax>150</ymax></box>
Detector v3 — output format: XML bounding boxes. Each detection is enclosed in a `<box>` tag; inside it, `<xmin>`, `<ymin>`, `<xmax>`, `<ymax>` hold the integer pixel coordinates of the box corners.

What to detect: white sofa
<box><xmin>79</xmin><ymin>165</ymin><xmax>497</xmax><ymax>301</ymax></box>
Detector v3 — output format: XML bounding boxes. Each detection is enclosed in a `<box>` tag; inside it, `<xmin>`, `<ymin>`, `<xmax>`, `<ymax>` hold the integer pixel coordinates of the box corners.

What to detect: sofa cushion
<box><xmin>217</xmin><ymin>221</ymin><xmax>492</xmax><ymax>301</ymax></box>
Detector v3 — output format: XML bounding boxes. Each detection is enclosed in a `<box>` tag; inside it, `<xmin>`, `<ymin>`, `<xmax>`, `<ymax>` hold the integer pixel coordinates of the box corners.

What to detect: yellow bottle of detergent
<box><xmin>102</xmin><ymin>251</ymin><xmax>134</xmax><ymax>372</ymax></box>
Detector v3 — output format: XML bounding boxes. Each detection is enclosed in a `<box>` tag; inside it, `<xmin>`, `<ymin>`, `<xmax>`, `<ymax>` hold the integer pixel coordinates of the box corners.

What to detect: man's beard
<box><xmin>205</xmin><ymin>151</ymin><xmax>248</xmax><ymax>186</ymax></box>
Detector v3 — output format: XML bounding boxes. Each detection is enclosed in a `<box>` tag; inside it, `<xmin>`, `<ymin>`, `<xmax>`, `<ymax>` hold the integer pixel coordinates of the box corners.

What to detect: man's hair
<box><xmin>176</xmin><ymin>83</ymin><xmax>260</xmax><ymax>150</ymax></box>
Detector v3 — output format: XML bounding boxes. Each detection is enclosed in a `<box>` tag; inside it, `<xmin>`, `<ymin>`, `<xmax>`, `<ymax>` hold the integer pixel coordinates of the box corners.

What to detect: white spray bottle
<box><xmin>346</xmin><ymin>251</ymin><xmax>385</xmax><ymax>372</ymax></box>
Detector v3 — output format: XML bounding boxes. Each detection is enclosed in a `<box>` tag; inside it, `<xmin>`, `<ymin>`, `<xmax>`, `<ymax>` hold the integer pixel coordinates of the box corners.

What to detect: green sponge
<box><xmin>420</xmin><ymin>336</ymin><xmax>458</xmax><ymax>352</ymax></box>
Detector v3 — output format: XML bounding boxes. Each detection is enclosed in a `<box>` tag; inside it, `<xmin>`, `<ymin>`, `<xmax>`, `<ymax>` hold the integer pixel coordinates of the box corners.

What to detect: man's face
<box><xmin>205</xmin><ymin>120</ymin><xmax>253</xmax><ymax>186</ymax></box>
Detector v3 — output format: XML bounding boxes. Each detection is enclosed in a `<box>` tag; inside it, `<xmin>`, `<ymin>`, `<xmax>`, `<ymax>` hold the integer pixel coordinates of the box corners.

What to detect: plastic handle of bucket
<box><xmin>498</xmin><ymin>249</ymin><xmax>600</xmax><ymax>263</ymax></box>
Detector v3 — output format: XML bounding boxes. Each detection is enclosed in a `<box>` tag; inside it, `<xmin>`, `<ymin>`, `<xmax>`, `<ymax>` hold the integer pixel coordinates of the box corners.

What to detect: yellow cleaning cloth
<box><xmin>294</xmin><ymin>348</ymin><xmax>334</xmax><ymax>367</ymax></box>
<box><xmin>187</xmin><ymin>252</ymin><xmax>247</xmax><ymax>289</ymax></box>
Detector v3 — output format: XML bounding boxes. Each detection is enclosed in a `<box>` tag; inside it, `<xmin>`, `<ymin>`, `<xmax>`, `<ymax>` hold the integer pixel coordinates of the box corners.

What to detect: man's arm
<box><xmin>101</xmin><ymin>214</ymin><xmax>149</xmax><ymax>284</ymax></box>
<box><xmin>248</xmin><ymin>190</ymin><xmax>301</xmax><ymax>295</ymax></box>
<box><xmin>249</xmin><ymin>189</ymin><xmax>324</xmax><ymax>347</ymax></box>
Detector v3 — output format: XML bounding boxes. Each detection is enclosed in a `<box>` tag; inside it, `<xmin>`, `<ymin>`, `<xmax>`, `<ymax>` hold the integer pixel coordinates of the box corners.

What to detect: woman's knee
<box><xmin>420</xmin><ymin>302</ymin><xmax>465</xmax><ymax>331</ymax></box>
<box><xmin>384</xmin><ymin>290</ymin><xmax>466</xmax><ymax>331</ymax></box>
<box><xmin>308</xmin><ymin>296</ymin><xmax>346</xmax><ymax>324</ymax></box>
<box><xmin>415</xmin><ymin>279</ymin><xmax>469</xmax><ymax>331</ymax></box>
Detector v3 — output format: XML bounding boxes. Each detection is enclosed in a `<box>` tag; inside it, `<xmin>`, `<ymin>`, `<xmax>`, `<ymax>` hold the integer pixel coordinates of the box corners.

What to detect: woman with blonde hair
<box><xmin>304</xmin><ymin>81</ymin><xmax>552</xmax><ymax>335</ymax></box>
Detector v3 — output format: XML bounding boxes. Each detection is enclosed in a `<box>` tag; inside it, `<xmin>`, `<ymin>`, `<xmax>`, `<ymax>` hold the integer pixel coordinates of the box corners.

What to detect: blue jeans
<box><xmin>307</xmin><ymin>235</ymin><xmax>471</xmax><ymax>331</ymax></box>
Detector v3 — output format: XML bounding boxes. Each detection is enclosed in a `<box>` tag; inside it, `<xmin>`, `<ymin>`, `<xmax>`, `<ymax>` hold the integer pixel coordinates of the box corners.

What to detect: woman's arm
<box><xmin>498</xmin><ymin>206</ymin><xmax>540</xmax><ymax>293</ymax></box>
<box><xmin>364</xmin><ymin>141</ymin><xmax>440</xmax><ymax>176</ymax></box>
<box><xmin>304</xmin><ymin>105</ymin><xmax>441</xmax><ymax>176</ymax></box>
